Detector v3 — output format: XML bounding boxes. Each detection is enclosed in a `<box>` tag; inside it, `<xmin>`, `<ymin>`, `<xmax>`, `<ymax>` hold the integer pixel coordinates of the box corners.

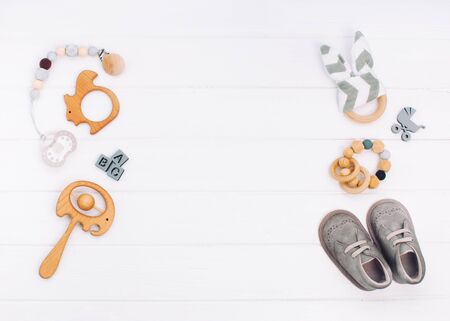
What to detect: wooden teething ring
<box><xmin>330</xmin><ymin>158</ymin><xmax>360</xmax><ymax>183</ymax></box>
<box><xmin>64</xmin><ymin>70</ymin><xmax>120</xmax><ymax>134</ymax></box>
<box><xmin>330</xmin><ymin>139</ymin><xmax>391</xmax><ymax>194</ymax></box>
<box><xmin>39</xmin><ymin>180</ymin><xmax>115</xmax><ymax>279</ymax></box>
<box><xmin>340</xmin><ymin>167</ymin><xmax>370</xmax><ymax>194</ymax></box>
<box><xmin>345</xmin><ymin>95</ymin><xmax>387</xmax><ymax>123</ymax></box>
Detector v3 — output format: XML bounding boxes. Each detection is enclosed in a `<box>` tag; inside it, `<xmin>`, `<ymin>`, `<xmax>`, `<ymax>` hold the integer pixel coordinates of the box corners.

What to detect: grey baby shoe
<box><xmin>367</xmin><ymin>199</ymin><xmax>425</xmax><ymax>284</ymax></box>
<box><xmin>319</xmin><ymin>210</ymin><xmax>392</xmax><ymax>291</ymax></box>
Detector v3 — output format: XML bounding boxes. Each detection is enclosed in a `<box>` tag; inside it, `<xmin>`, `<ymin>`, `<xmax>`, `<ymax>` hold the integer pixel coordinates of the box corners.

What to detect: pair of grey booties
<box><xmin>319</xmin><ymin>199</ymin><xmax>426</xmax><ymax>291</ymax></box>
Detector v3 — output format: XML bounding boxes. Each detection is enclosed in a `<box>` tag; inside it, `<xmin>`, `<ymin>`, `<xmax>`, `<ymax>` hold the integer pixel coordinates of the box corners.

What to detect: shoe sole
<box><xmin>318</xmin><ymin>210</ymin><xmax>370</xmax><ymax>291</ymax></box>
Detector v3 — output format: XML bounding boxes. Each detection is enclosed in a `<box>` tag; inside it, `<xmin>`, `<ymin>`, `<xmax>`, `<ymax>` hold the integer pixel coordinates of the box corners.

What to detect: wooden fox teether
<box><xmin>64</xmin><ymin>70</ymin><xmax>120</xmax><ymax>134</ymax></box>
<box><xmin>39</xmin><ymin>181</ymin><xmax>115</xmax><ymax>279</ymax></box>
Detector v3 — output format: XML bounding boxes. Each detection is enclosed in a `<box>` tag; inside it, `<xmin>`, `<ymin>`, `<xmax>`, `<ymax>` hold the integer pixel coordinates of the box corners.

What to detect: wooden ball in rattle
<box><xmin>77</xmin><ymin>193</ymin><xmax>95</xmax><ymax>211</ymax></box>
<box><xmin>102</xmin><ymin>53</ymin><xmax>125</xmax><ymax>76</ymax></box>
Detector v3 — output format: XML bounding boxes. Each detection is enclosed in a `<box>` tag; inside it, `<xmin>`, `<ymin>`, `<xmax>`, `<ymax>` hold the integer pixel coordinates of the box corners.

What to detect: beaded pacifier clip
<box><xmin>29</xmin><ymin>45</ymin><xmax>125</xmax><ymax>167</ymax></box>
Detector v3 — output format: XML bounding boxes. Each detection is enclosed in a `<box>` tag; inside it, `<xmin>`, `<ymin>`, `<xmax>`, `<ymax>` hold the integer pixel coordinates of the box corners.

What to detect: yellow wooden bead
<box><xmin>348</xmin><ymin>177</ymin><xmax>359</xmax><ymax>187</ymax></box>
<box><xmin>343</xmin><ymin>147</ymin><xmax>354</xmax><ymax>158</ymax></box>
<box><xmin>378</xmin><ymin>159</ymin><xmax>391</xmax><ymax>172</ymax></box>
<box><xmin>340</xmin><ymin>168</ymin><xmax>351</xmax><ymax>176</ymax></box>
<box><xmin>351</xmin><ymin>140</ymin><xmax>364</xmax><ymax>153</ymax></box>
<box><xmin>372</xmin><ymin>140</ymin><xmax>385</xmax><ymax>153</ymax></box>
<box><xmin>369</xmin><ymin>175</ymin><xmax>380</xmax><ymax>189</ymax></box>
<box><xmin>338</xmin><ymin>157</ymin><xmax>350</xmax><ymax>168</ymax></box>
<box><xmin>77</xmin><ymin>193</ymin><xmax>95</xmax><ymax>211</ymax></box>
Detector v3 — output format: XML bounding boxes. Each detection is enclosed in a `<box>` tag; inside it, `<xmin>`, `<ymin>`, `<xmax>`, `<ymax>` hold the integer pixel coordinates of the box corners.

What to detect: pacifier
<box><xmin>39</xmin><ymin>180</ymin><xmax>115</xmax><ymax>279</ymax></box>
<box><xmin>41</xmin><ymin>130</ymin><xmax>77</xmax><ymax>167</ymax></box>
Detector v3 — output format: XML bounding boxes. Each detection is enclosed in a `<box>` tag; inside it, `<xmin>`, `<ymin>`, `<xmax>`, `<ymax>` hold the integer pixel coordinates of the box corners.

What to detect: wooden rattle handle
<box><xmin>39</xmin><ymin>219</ymin><xmax>78</xmax><ymax>279</ymax></box>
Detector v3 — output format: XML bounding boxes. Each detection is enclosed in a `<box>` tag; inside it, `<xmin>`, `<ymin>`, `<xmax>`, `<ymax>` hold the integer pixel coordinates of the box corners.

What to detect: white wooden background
<box><xmin>1</xmin><ymin>0</ymin><xmax>450</xmax><ymax>320</ymax></box>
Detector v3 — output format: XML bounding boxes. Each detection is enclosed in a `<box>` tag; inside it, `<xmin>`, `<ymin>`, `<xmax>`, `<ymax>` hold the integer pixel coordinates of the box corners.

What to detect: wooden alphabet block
<box><xmin>111</xmin><ymin>149</ymin><xmax>129</xmax><ymax>166</ymax></box>
<box><xmin>95</xmin><ymin>154</ymin><xmax>112</xmax><ymax>172</ymax></box>
<box><xmin>107</xmin><ymin>164</ymin><xmax>124</xmax><ymax>181</ymax></box>
<box><xmin>96</xmin><ymin>149</ymin><xmax>128</xmax><ymax>181</ymax></box>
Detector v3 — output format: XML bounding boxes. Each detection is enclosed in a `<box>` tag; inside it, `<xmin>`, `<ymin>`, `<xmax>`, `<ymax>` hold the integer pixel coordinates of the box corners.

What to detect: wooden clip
<box><xmin>64</xmin><ymin>70</ymin><xmax>120</xmax><ymax>134</ymax></box>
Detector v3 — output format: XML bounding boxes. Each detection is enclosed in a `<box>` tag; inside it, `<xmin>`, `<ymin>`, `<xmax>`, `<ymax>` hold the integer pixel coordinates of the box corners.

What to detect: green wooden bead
<box><xmin>363</xmin><ymin>139</ymin><xmax>373</xmax><ymax>150</ymax></box>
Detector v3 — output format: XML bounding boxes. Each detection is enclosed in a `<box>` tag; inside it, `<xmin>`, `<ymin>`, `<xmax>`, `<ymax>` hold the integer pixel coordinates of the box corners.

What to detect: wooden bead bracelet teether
<box><xmin>330</xmin><ymin>139</ymin><xmax>391</xmax><ymax>194</ymax></box>
<box><xmin>29</xmin><ymin>45</ymin><xmax>125</xmax><ymax>167</ymax></box>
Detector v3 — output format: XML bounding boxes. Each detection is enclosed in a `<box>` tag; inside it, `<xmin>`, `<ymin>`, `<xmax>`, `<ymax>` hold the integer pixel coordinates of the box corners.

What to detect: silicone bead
<box><xmin>32</xmin><ymin>80</ymin><xmax>43</xmax><ymax>89</ymax></box>
<box><xmin>372</xmin><ymin>139</ymin><xmax>384</xmax><ymax>153</ymax></box>
<box><xmin>65</xmin><ymin>44</ymin><xmax>78</xmax><ymax>57</ymax></box>
<box><xmin>47</xmin><ymin>51</ymin><xmax>57</xmax><ymax>61</ymax></box>
<box><xmin>35</xmin><ymin>67</ymin><xmax>49</xmax><ymax>81</ymax></box>
<box><xmin>88</xmin><ymin>46</ymin><xmax>99</xmax><ymax>56</ymax></box>
<box><xmin>375</xmin><ymin>170</ymin><xmax>386</xmax><ymax>181</ymax></box>
<box><xmin>380</xmin><ymin>150</ymin><xmax>391</xmax><ymax>160</ymax></box>
<box><xmin>40</xmin><ymin>58</ymin><xmax>52</xmax><ymax>70</ymax></box>
<box><xmin>363</xmin><ymin>139</ymin><xmax>373</xmax><ymax>150</ymax></box>
<box><xmin>30</xmin><ymin>89</ymin><xmax>40</xmax><ymax>100</ymax></box>
<box><xmin>56</xmin><ymin>47</ymin><xmax>65</xmax><ymax>56</ymax></box>
<box><xmin>78</xmin><ymin>47</ymin><xmax>88</xmax><ymax>57</ymax></box>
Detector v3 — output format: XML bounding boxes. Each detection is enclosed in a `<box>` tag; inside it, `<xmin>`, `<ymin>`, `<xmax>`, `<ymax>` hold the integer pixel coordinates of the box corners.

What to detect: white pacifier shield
<box><xmin>42</xmin><ymin>130</ymin><xmax>77</xmax><ymax>167</ymax></box>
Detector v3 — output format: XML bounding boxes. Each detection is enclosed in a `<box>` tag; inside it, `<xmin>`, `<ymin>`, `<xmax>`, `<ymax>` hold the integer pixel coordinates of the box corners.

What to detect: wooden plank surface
<box><xmin>1</xmin><ymin>0</ymin><xmax>449</xmax><ymax>320</ymax></box>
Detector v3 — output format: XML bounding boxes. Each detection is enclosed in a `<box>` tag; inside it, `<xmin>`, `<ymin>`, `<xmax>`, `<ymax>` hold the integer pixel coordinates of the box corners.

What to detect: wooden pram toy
<box><xmin>39</xmin><ymin>181</ymin><xmax>115</xmax><ymax>279</ymax></box>
<box><xmin>64</xmin><ymin>70</ymin><xmax>120</xmax><ymax>135</ymax></box>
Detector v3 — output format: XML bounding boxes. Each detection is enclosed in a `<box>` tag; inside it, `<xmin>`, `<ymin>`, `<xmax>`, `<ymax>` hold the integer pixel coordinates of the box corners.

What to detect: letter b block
<box><xmin>95</xmin><ymin>154</ymin><xmax>112</xmax><ymax>172</ymax></box>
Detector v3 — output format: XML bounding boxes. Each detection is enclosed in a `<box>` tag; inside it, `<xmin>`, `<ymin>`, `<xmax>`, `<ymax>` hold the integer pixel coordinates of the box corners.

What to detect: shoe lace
<box><xmin>386</xmin><ymin>228</ymin><xmax>413</xmax><ymax>246</ymax></box>
<box><xmin>344</xmin><ymin>240</ymin><xmax>370</xmax><ymax>258</ymax></box>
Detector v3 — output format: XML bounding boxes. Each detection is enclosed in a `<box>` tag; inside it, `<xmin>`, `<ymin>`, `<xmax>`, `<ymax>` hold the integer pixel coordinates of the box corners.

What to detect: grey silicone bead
<box><xmin>30</xmin><ymin>89</ymin><xmax>40</xmax><ymax>100</ymax></box>
<box><xmin>88</xmin><ymin>46</ymin><xmax>99</xmax><ymax>56</ymax></box>
<box><xmin>35</xmin><ymin>67</ymin><xmax>49</xmax><ymax>81</ymax></box>
<box><xmin>65</xmin><ymin>44</ymin><xmax>78</xmax><ymax>57</ymax></box>
<box><xmin>379</xmin><ymin>150</ymin><xmax>391</xmax><ymax>160</ymax></box>
<box><xmin>47</xmin><ymin>51</ymin><xmax>57</xmax><ymax>61</ymax></box>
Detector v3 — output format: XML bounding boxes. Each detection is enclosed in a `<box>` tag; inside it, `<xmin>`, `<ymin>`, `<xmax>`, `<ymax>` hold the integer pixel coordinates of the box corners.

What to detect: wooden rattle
<box><xmin>29</xmin><ymin>45</ymin><xmax>124</xmax><ymax>167</ymax></box>
<box><xmin>330</xmin><ymin>139</ymin><xmax>391</xmax><ymax>194</ymax></box>
<box><xmin>39</xmin><ymin>181</ymin><xmax>115</xmax><ymax>279</ymax></box>
<box><xmin>64</xmin><ymin>70</ymin><xmax>120</xmax><ymax>134</ymax></box>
